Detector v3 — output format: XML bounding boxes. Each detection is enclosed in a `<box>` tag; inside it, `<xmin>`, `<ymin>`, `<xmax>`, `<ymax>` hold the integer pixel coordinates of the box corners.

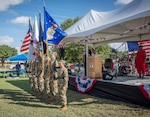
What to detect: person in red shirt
<box><xmin>135</xmin><ymin>45</ymin><xmax>147</xmax><ymax>78</ymax></box>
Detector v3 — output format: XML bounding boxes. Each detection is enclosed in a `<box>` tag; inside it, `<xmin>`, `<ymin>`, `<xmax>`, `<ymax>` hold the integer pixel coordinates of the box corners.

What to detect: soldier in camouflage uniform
<box><xmin>43</xmin><ymin>57</ymin><xmax>51</xmax><ymax>101</ymax></box>
<box><xmin>27</xmin><ymin>60</ymin><xmax>34</xmax><ymax>92</ymax></box>
<box><xmin>36</xmin><ymin>55</ymin><xmax>44</xmax><ymax>98</ymax></box>
<box><xmin>31</xmin><ymin>59</ymin><xmax>38</xmax><ymax>94</ymax></box>
<box><xmin>49</xmin><ymin>52</ymin><xmax>59</xmax><ymax>104</ymax></box>
<box><xmin>57</xmin><ymin>60</ymin><xmax>69</xmax><ymax>110</ymax></box>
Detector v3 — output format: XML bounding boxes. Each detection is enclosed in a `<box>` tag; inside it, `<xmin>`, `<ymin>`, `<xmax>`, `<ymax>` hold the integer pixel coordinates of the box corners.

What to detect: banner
<box><xmin>138</xmin><ymin>84</ymin><xmax>150</xmax><ymax>101</ymax></box>
<box><xmin>74</xmin><ymin>76</ymin><xmax>97</xmax><ymax>94</ymax></box>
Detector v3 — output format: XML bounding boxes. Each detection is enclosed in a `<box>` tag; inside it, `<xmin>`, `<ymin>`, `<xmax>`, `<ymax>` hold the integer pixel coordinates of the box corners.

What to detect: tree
<box><xmin>65</xmin><ymin>43</ymin><xmax>84</xmax><ymax>72</ymax></box>
<box><xmin>95</xmin><ymin>44</ymin><xmax>111</xmax><ymax>61</ymax></box>
<box><xmin>61</xmin><ymin>17</ymin><xmax>80</xmax><ymax>30</ymax></box>
<box><xmin>0</xmin><ymin>45</ymin><xmax>17</xmax><ymax>66</ymax></box>
<box><xmin>60</xmin><ymin>17</ymin><xmax>85</xmax><ymax>71</ymax></box>
<box><xmin>109</xmin><ymin>48</ymin><xmax>128</xmax><ymax>60</ymax></box>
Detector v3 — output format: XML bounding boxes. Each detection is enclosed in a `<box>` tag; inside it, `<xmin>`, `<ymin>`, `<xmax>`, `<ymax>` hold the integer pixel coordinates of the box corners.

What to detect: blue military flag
<box><xmin>127</xmin><ymin>41</ymin><xmax>139</xmax><ymax>52</ymax></box>
<box><xmin>43</xmin><ymin>7</ymin><xmax>67</xmax><ymax>45</ymax></box>
<box><xmin>127</xmin><ymin>41</ymin><xmax>139</xmax><ymax>57</ymax></box>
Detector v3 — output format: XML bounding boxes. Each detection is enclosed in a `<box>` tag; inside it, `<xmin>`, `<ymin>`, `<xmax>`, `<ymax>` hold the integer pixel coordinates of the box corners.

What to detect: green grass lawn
<box><xmin>0</xmin><ymin>77</ymin><xmax>150</xmax><ymax>117</ymax></box>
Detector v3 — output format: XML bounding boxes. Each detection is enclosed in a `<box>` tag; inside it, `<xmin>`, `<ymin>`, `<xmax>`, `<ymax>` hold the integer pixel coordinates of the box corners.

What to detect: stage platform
<box><xmin>68</xmin><ymin>75</ymin><xmax>150</xmax><ymax>107</ymax></box>
<box><xmin>98</xmin><ymin>75</ymin><xmax>150</xmax><ymax>86</ymax></box>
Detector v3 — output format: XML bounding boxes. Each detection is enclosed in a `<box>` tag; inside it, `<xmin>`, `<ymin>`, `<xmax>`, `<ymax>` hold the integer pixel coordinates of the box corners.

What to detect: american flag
<box><xmin>20</xmin><ymin>20</ymin><xmax>32</xmax><ymax>53</ymax></box>
<box><xmin>127</xmin><ymin>40</ymin><xmax>150</xmax><ymax>57</ymax></box>
<box><xmin>138</xmin><ymin>40</ymin><xmax>150</xmax><ymax>57</ymax></box>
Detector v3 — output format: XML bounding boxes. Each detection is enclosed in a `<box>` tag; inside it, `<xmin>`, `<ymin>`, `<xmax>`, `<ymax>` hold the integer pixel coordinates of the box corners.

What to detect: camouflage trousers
<box><xmin>58</xmin><ymin>79</ymin><xmax>68</xmax><ymax>106</ymax></box>
<box><xmin>44</xmin><ymin>76</ymin><xmax>50</xmax><ymax>96</ymax></box>
<box><xmin>51</xmin><ymin>79</ymin><xmax>58</xmax><ymax>96</ymax></box>
<box><xmin>44</xmin><ymin>76</ymin><xmax>58</xmax><ymax>99</ymax></box>
<box><xmin>28</xmin><ymin>73</ymin><xmax>34</xmax><ymax>91</ymax></box>
<box><xmin>37</xmin><ymin>74</ymin><xmax>44</xmax><ymax>93</ymax></box>
<box><xmin>33</xmin><ymin>75</ymin><xmax>38</xmax><ymax>93</ymax></box>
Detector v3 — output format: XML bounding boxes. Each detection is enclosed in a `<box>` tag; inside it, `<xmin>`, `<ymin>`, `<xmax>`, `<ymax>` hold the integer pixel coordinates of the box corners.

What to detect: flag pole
<box><xmin>43</xmin><ymin>0</ymin><xmax>46</xmax><ymax>8</ymax></box>
<box><xmin>39</xmin><ymin>11</ymin><xmax>44</xmax><ymax>57</ymax></box>
<box><xmin>43</xmin><ymin>4</ymin><xmax>50</xmax><ymax>58</ymax></box>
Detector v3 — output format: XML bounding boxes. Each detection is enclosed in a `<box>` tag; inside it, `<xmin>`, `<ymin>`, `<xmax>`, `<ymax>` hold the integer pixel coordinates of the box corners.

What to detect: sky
<box><xmin>0</xmin><ymin>0</ymin><xmax>133</xmax><ymax>53</ymax></box>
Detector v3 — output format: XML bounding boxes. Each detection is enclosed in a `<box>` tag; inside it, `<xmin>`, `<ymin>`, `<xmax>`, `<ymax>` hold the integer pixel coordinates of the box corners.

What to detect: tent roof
<box><xmin>62</xmin><ymin>0</ymin><xmax>150</xmax><ymax>47</ymax></box>
<box><xmin>7</xmin><ymin>54</ymin><xmax>29</xmax><ymax>61</ymax></box>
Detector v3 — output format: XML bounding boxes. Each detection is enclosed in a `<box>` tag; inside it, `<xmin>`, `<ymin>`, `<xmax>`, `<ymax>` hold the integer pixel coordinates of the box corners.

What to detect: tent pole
<box><xmin>85</xmin><ymin>36</ymin><xmax>88</xmax><ymax>78</ymax></box>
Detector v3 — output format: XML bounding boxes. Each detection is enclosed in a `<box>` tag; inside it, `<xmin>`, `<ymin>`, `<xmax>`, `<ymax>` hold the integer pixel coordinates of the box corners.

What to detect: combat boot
<box><xmin>59</xmin><ymin>105</ymin><xmax>67</xmax><ymax>111</ymax></box>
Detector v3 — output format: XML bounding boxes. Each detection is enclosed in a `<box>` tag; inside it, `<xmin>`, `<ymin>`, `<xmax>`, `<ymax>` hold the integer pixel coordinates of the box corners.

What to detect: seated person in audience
<box><xmin>126</xmin><ymin>60</ymin><xmax>132</xmax><ymax>76</ymax></box>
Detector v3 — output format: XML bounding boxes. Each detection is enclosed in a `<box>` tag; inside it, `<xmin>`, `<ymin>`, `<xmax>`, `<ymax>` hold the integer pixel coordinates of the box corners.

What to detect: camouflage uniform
<box><xmin>50</xmin><ymin>59</ymin><xmax>59</xmax><ymax>102</ymax></box>
<box><xmin>28</xmin><ymin>60</ymin><xmax>34</xmax><ymax>91</ymax></box>
<box><xmin>57</xmin><ymin>61</ymin><xmax>69</xmax><ymax>108</ymax></box>
<box><xmin>32</xmin><ymin>60</ymin><xmax>39</xmax><ymax>93</ymax></box>
<box><xmin>36</xmin><ymin>56</ymin><xmax>44</xmax><ymax>98</ymax></box>
<box><xmin>44</xmin><ymin>58</ymin><xmax>51</xmax><ymax>98</ymax></box>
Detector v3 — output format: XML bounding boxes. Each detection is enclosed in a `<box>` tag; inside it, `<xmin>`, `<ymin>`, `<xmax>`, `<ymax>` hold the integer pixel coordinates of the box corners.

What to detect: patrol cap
<box><xmin>58</xmin><ymin>60</ymin><xmax>66</xmax><ymax>64</ymax></box>
<box><xmin>44</xmin><ymin>56</ymin><xmax>50</xmax><ymax>60</ymax></box>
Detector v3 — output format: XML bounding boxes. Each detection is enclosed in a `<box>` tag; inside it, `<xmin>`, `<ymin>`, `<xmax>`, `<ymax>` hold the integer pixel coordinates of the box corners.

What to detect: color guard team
<box><xmin>27</xmin><ymin>52</ymin><xmax>68</xmax><ymax>111</ymax></box>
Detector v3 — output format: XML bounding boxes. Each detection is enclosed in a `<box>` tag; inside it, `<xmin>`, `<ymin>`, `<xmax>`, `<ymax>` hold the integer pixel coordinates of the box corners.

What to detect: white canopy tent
<box><xmin>61</xmin><ymin>0</ymin><xmax>150</xmax><ymax>77</ymax></box>
<box><xmin>62</xmin><ymin>0</ymin><xmax>150</xmax><ymax>47</ymax></box>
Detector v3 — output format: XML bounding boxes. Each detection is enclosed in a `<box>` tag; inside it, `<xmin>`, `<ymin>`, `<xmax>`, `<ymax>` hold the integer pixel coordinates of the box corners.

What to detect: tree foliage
<box><xmin>0</xmin><ymin>45</ymin><xmax>17</xmax><ymax>66</ymax></box>
<box><xmin>109</xmin><ymin>48</ymin><xmax>128</xmax><ymax>60</ymax></box>
<box><xmin>60</xmin><ymin>17</ymin><xmax>85</xmax><ymax>71</ymax></box>
<box><xmin>65</xmin><ymin>44</ymin><xmax>84</xmax><ymax>63</ymax></box>
<box><xmin>95</xmin><ymin>44</ymin><xmax>111</xmax><ymax>61</ymax></box>
<box><xmin>61</xmin><ymin>17</ymin><xmax>80</xmax><ymax>30</ymax></box>
<box><xmin>65</xmin><ymin>44</ymin><xmax>84</xmax><ymax>71</ymax></box>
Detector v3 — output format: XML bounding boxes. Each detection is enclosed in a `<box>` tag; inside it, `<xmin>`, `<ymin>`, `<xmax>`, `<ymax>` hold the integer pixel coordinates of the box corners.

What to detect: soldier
<box><xmin>49</xmin><ymin>52</ymin><xmax>59</xmax><ymax>104</ymax></box>
<box><xmin>43</xmin><ymin>56</ymin><xmax>51</xmax><ymax>101</ymax></box>
<box><xmin>32</xmin><ymin>57</ymin><xmax>39</xmax><ymax>94</ymax></box>
<box><xmin>27</xmin><ymin>60</ymin><xmax>34</xmax><ymax>92</ymax></box>
<box><xmin>57</xmin><ymin>60</ymin><xmax>69</xmax><ymax>111</ymax></box>
<box><xmin>36</xmin><ymin>55</ymin><xmax>44</xmax><ymax>98</ymax></box>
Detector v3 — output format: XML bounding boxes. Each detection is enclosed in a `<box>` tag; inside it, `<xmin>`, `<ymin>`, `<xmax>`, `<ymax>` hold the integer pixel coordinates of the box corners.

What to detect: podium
<box><xmin>88</xmin><ymin>55</ymin><xmax>102</xmax><ymax>79</ymax></box>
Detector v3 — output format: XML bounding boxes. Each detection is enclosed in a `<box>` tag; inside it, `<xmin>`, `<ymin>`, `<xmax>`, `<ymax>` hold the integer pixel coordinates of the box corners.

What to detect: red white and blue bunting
<box><xmin>74</xmin><ymin>76</ymin><xmax>97</xmax><ymax>94</ymax></box>
<box><xmin>138</xmin><ymin>84</ymin><xmax>150</xmax><ymax>101</ymax></box>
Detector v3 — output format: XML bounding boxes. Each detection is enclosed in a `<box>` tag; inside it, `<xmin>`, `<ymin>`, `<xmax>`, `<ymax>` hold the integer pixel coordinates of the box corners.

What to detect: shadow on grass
<box><xmin>4</xmin><ymin>78</ymin><xmax>147</xmax><ymax>110</ymax></box>
<box><xmin>5</xmin><ymin>79</ymin><xmax>106</xmax><ymax>107</ymax></box>
<box><xmin>0</xmin><ymin>74</ymin><xmax>7</xmax><ymax>78</ymax></box>
<box><xmin>4</xmin><ymin>79</ymin><xmax>59</xmax><ymax>108</ymax></box>
<box><xmin>0</xmin><ymin>89</ymin><xmax>58</xmax><ymax>109</ymax></box>
<box><xmin>6</xmin><ymin>79</ymin><xmax>31</xmax><ymax>93</ymax></box>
